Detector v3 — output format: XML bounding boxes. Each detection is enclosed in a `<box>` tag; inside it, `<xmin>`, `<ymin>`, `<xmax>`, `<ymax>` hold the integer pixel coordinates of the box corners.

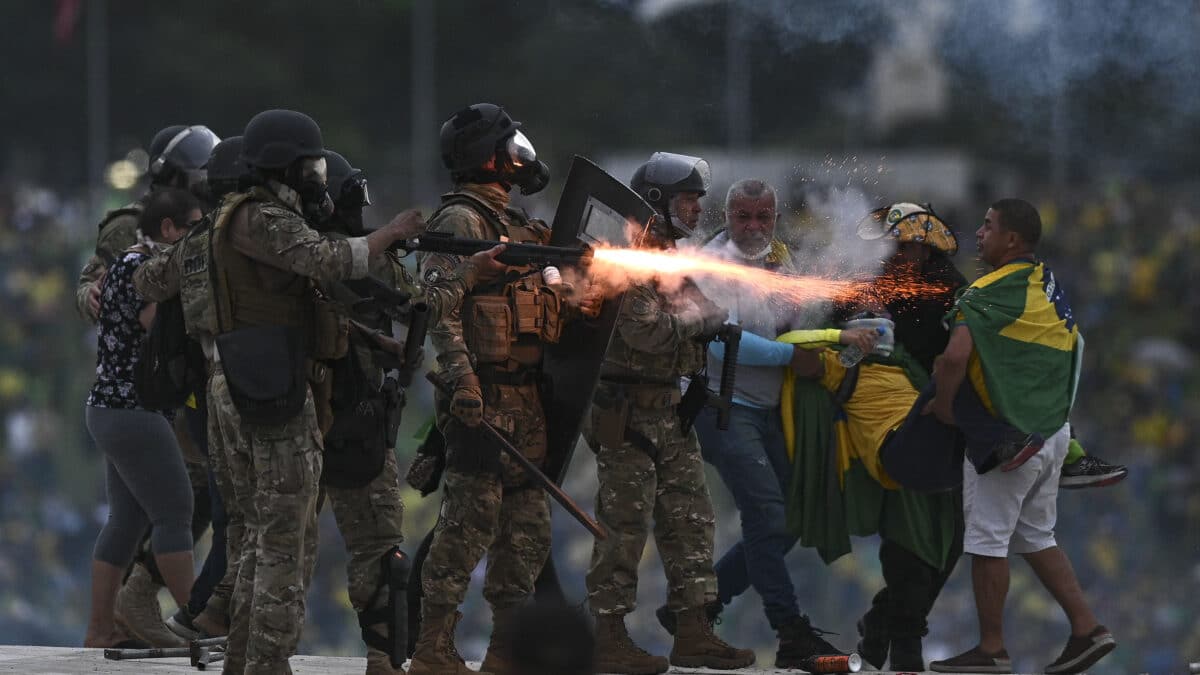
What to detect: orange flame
<box><xmin>589</xmin><ymin>246</ymin><xmax>950</xmax><ymax>306</ymax></box>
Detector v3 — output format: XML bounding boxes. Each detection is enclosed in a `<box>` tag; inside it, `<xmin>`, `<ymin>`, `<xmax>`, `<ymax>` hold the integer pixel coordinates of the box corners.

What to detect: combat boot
<box><xmin>479</xmin><ymin>605</ymin><xmax>517</xmax><ymax>675</ymax></box>
<box><xmin>407</xmin><ymin>604</ymin><xmax>488</xmax><ymax>675</ymax></box>
<box><xmin>888</xmin><ymin>636</ymin><xmax>926</xmax><ymax>672</ymax></box>
<box><xmin>669</xmin><ymin>606</ymin><xmax>756</xmax><ymax>670</ymax></box>
<box><xmin>364</xmin><ymin>648</ymin><xmax>403</xmax><ymax>675</ymax></box>
<box><xmin>192</xmin><ymin>598</ymin><xmax>229</xmax><ymax>638</ymax></box>
<box><xmin>115</xmin><ymin>565</ymin><xmax>185</xmax><ymax>647</ymax></box>
<box><xmin>593</xmin><ymin>613</ymin><xmax>669</xmax><ymax>674</ymax></box>
<box><xmin>775</xmin><ymin>614</ymin><xmax>844</xmax><ymax>669</ymax></box>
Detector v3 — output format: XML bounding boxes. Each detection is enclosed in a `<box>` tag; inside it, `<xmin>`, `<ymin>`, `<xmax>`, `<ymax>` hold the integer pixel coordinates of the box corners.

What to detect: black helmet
<box><xmin>207</xmin><ymin>136</ymin><xmax>247</xmax><ymax>199</ymax></box>
<box><xmin>241</xmin><ymin>109</ymin><xmax>324</xmax><ymax>169</ymax></box>
<box><xmin>325</xmin><ymin>150</ymin><xmax>369</xmax><ymax>208</ymax></box>
<box><xmin>439</xmin><ymin>103</ymin><xmax>549</xmax><ymax>195</ymax></box>
<box><xmin>630</xmin><ymin>152</ymin><xmax>711</xmax><ymax>239</ymax></box>
<box><xmin>148</xmin><ymin>124</ymin><xmax>221</xmax><ymax>189</ymax></box>
<box><xmin>440</xmin><ymin>103</ymin><xmax>521</xmax><ymax>173</ymax></box>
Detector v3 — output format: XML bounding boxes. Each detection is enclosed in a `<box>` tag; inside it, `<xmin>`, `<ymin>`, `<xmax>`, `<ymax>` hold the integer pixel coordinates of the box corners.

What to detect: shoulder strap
<box><xmin>834</xmin><ymin>363</ymin><xmax>860</xmax><ymax>406</ymax></box>
<box><xmin>429</xmin><ymin>192</ymin><xmax>507</xmax><ymax>233</ymax></box>
<box><xmin>209</xmin><ymin>192</ymin><xmax>255</xmax><ymax>333</ymax></box>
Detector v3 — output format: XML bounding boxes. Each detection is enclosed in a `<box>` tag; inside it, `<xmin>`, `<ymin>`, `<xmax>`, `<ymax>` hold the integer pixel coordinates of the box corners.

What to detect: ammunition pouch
<box><xmin>464</xmin><ymin>275</ymin><xmax>567</xmax><ymax>364</ymax></box>
<box><xmin>215</xmin><ymin>325</ymin><xmax>307</xmax><ymax>425</ymax></box>
<box><xmin>311</xmin><ymin>295</ymin><xmax>350</xmax><ymax>361</ymax></box>
<box><xmin>591</xmin><ymin>389</ymin><xmax>629</xmax><ymax>450</ymax></box>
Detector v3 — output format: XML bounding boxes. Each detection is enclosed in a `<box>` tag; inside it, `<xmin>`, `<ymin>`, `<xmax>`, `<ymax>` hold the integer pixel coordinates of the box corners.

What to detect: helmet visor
<box><xmin>161</xmin><ymin>126</ymin><xmax>222</xmax><ymax>170</ymax></box>
<box><xmin>506</xmin><ymin>130</ymin><xmax>537</xmax><ymax>167</ymax></box>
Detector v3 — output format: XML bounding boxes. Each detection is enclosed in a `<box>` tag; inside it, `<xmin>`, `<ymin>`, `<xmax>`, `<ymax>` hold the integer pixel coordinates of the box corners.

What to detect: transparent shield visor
<box><xmin>506</xmin><ymin>130</ymin><xmax>537</xmax><ymax>167</ymax></box>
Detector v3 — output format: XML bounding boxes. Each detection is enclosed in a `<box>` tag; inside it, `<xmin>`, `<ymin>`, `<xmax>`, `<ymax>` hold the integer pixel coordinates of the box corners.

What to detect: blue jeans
<box><xmin>695</xmin><ymin>403</ymin><xmax>801</xmax><ymax>629</ymax></box>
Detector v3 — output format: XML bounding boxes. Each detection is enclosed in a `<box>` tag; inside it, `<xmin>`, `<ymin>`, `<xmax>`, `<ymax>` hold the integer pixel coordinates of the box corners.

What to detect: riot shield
<box><xmin>542</xmin><ymin>156</ymin><xmax>655</xmax><ymax>485</ymax></box>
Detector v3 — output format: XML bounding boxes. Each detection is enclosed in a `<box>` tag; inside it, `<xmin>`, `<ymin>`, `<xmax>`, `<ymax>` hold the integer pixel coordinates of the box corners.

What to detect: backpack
<box><xmin>135</xmin><ymin>296</ymin><xmax>207</xmax><ymax>410</ymax></box>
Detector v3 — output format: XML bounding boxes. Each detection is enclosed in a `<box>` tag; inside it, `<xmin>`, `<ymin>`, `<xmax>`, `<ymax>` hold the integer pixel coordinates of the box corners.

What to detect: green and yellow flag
<box><xmin>951</xmin><ymin>260</ymin><xmax>1081</xmax><ymax>437</ymax></box>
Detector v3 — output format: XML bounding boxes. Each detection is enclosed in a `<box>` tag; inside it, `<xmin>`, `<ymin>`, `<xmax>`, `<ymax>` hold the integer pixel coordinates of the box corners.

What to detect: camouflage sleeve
<box><xmin>231</xmin><ymin>203</ymin><xmax>369</xmax><ymax>281</ymax></box>
<box><xmin>75</xmin><ymin>214</ymin><xmax>141</xmax><ymax>321</ymax></box>
<box><xmin>418</xmin><ymin>205</ymin><xmax>491</xmax><ymax>383</ymax></box>
<box><xmin>614</xmin><ymin>283</ymin><xmax>693</xmax><ymax>354</ymax></box>
<box><xmin>75</xmin><ymin>254</ymin><xmax>105</xmax><ymax>321</ymax></box>
<box><xmin>133</xmin><ymin>245</ymin><xmax>182</xmax><ymax>302</ymax></box>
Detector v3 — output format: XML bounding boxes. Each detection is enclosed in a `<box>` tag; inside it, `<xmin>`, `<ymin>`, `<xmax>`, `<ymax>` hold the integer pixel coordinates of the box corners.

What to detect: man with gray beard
<box><xmin>656</xmin><ymin>179</ymin><xmax>848</xmax><ymax>668</ymax></box>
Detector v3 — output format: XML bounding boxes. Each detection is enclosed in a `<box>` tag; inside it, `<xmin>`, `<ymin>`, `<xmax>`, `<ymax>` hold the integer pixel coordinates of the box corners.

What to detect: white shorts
<box><xmin>963</xmin><ymin>422</ymin><xmax>1071</xmax><ymax>557</ymax></box>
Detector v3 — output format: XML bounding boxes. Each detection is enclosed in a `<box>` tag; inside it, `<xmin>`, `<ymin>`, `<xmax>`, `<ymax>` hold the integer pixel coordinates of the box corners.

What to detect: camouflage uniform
<box><xmin>417</xmin><ymin>183</ymin><xmax>568</xmax><ymax>616</ymax></box>
<box><xmin>205</xmin><ymin>180</ymin><xmax>375</xmax><ymax>675</ymax></box>
<box><xmin>319</xmin><ymin>236</ymin><xmax>477</xmax><ymax>667</ymax></box>
<box><xmin>134</xmin><ymin>198</ymin><xmax>246</xmax><ymax>634</ymax></box>
<box><xmin>585</xmin><ymin>280</ymin><xmax>719</xmax><ymax>615</ymax></box>
<box><xmin>77</xmin><ymin>201</ymin><xmax>144</xmax><ymax>321</ymax></box>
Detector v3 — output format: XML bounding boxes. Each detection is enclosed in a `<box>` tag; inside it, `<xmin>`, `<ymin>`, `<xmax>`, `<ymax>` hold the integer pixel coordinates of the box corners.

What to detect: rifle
<box><xmin>394</xmin><ymin>231</ymin><xmax>594</xmax><ymax>269</ymax></box>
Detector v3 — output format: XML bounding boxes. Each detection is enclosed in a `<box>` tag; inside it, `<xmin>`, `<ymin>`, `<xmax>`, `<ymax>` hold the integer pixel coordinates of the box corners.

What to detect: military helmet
<box><xmin>439</xmin><ymin>103</ymin><xmax>522</xmax><ymax>173</ymax></box>
<box><xmin>241</xmin><ymin>109</ymin><xmax>325</xmax><ymax>169</ymax></box>
<box><xmin>325</xmin><ymin>150</ymin><xmax>369</xmax><ymax>207</ymax></box>
<box><xmin>630</xmin><ymin>152</ymin><xmax>710</xmax><ymax>203</ymax></box>
<box><xmin>149</xmin><ymin>125</ymin><xmax>188</xmax><ymax>161</ymax></box>
<box><xmin>206</xmin><ymin>136</ymin><xmax>246</xmax><ymax>197</ymax></box>
<box><xmin>148</xmin><ymin>124</ymin><xmax>221</xmax><ymax>185</ymax></box>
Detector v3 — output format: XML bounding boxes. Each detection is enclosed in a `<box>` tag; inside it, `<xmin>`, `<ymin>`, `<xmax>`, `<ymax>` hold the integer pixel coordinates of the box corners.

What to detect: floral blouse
<box><xmin>86</xmin><ymin>250</ymin><xmax>164</xmax><ymax>413</ymax></box>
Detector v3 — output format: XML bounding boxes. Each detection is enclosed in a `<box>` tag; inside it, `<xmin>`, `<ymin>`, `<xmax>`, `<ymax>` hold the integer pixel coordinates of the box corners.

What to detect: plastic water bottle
<box><xmin>838</xmin><ymin>325</ymin><xmax>889</xmax><ymax>368</ymax></box>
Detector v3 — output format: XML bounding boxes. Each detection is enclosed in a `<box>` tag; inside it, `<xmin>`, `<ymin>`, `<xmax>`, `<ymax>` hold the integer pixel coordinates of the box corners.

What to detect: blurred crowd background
<box><xmin>2</xmin><ymin>1</ymin><xmax>1199</xmax><ymax>673</ymax></box>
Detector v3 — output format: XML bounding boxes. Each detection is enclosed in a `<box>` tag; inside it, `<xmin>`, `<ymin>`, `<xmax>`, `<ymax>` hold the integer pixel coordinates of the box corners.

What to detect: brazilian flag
<box><xmin>781</xmin><ymin>344</ymin><xmax>958</xmax><ymax>570</ymax></box>
<box><xmin>950</xmin><ymin>260</ymin><xmax>1081</xmax><ymax>437</ymax></box>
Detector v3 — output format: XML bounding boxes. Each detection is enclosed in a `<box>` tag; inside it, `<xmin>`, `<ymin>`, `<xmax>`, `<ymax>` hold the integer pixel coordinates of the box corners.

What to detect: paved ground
<box><xmin>2</xmin><ymin>645</ymin><xmax>1040</xmax><ymax>674</ymax></box>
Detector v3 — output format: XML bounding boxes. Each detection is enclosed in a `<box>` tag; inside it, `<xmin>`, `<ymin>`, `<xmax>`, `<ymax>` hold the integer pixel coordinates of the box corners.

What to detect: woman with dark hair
<box><xmin>83</xmin><ymin>188</ymin><xmax>201</xmax><ymax>648</ymax></box>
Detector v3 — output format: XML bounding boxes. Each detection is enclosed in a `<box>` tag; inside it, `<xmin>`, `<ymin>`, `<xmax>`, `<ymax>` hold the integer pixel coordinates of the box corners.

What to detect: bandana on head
<box><xmin>856</xmin><ymin>202</ymin><xmax>958</xmax><ymax>255</ymax></box>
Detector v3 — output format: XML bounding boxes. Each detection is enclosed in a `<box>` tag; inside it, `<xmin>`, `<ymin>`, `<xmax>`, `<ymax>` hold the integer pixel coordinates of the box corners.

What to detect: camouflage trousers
<box><xmin>422</xmin><ymin>382</ymin><xmax>552</xmax><ymax>610</ymax></box>
<box><xmin>205</xmin><ymin>397</ymin><xmax>243</xmax><ymax>623</ymax></box>
<box><xmin>326</xmin><ymin>448</ymin><xmax>405</xmax><ymax>616</ymax></box>
<box><xmin>586</xmin><ymin>401</ymin><xmax>718</xmax><ymax>615</ymax></box>
<box><xmin>209</xmin><ymin>365</ymin><xmax>322</xmax><ymax>675</ymax></box>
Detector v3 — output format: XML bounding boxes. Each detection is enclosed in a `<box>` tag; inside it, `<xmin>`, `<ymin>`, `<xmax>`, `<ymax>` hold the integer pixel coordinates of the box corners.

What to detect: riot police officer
<box><xmin>585</xmin><ymin>152</ymin><xmax>755</xmax><ymax>673</ymax></box>
<box><xmin>316</xmin><ymin>150</ymin><xmax>505</xmax><ymax>674</ymax></box>
<box><xmin>77</xmin><ymin>124</ymin><xmax>221</xmax><ymax>322</ymax></box>
<box><xmin>203</xmin><ymin>109</ymin><xmax>421</xmax><ymax>674</ymax></box>
<box><xmin>410</xmin><ymin>103</ymin><xmax>568</xmax><ymax>675</ymax></box>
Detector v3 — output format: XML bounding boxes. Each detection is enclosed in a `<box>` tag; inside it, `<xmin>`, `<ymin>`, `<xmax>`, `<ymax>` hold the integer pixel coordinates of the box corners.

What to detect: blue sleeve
<box><xmin>710</xmin><ymin>329</ymin><xmax>793</xmax><ymax>366</ymax></box>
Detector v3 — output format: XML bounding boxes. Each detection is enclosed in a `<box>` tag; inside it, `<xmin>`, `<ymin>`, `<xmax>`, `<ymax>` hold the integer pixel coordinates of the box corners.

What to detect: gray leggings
<box><xmin>86</xmin><ymin>405</ymin><xmax>194</xmax><ymax>567</ymax></box>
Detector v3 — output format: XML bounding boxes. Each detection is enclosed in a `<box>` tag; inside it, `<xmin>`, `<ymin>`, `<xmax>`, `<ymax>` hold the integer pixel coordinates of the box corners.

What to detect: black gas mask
<box><xmin>331</xmin><ymin>173</ymin><xmax>371</xmax><ymax>235</ymax></box>
<box><xmin>286</xmin><ymin>156</ymin><xmax>335</xmax><ymax>223</ymax></box>
<box><xmin>497</xmin><ymin>131</ymin><xmax>549</xmax><ymax>195</ymax></box>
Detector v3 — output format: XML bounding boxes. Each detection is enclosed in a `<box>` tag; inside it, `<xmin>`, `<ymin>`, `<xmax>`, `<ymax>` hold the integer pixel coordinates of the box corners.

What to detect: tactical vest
<box><xmin>174</xmin><ymin>208</ymin><xmax>223</xmax><ymax>341</ymax></box>
<box><xmin>434</xmin><ymin>193</ymin><xmax>567</xmax><ymax>372</ymax></box>
<box><xmin>210</xmin><ymin>187</ymin><xmax>316</xmax><ymax>336</ymax></box>
<box><xmin>603</xmin><ymin>282</ymin><xmax>707</xmax><ymax>382</ymax></box>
